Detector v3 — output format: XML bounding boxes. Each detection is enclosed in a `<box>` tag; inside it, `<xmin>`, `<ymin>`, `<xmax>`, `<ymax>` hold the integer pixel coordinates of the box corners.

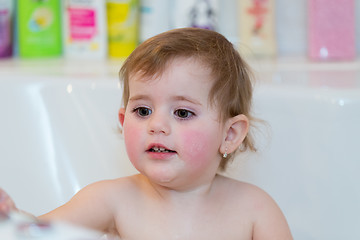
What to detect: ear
<box><xmin>220</xmin><ymin>114</ymin><xmax>249</xmax><ymax>155</ymax></box>
<box><xmin>118</xmin><ymin>108</ymin><xmax>126</xmax><ymax>127</ymax></box>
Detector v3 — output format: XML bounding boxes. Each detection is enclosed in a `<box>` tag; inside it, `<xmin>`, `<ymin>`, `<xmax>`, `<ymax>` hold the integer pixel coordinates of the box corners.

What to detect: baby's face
<box><xmin>120</xmin><ymin>57</ymin><xmax>226</xmax><ymax>190</ymax></box>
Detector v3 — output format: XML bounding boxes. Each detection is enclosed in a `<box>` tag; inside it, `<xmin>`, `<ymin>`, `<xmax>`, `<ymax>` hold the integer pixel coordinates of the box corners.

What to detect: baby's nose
<box><xmin>147</xmin><ymin>112</ymin><xmax>171</xmax><ymax>135</ymax></box>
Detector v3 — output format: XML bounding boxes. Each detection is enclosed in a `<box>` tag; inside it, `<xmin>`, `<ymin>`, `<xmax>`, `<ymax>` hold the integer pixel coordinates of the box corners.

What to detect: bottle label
<box><xmin>28</xmin><ymin>7</ymin><xmax>54</xmax><ymax>32</ymax></box>
<box><xmin>107</xmin><ymin>0</ymin><xmax>138</xmax><ymax>57</ymax></box>
<box><xmin>17</xmin><ymin>0</ymin><xmax>62</xmax><ymax>57</ymax></box>
<box><xmin>69</xmin><ymin>8</ymin><xmax>96</xmax><ymax>40</ymax></box>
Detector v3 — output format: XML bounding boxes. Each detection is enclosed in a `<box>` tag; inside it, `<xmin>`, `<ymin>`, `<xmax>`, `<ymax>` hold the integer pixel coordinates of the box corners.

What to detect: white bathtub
<box><xmin>0</xmin><ymin>58</ymin><xmax>359</xmax><ymax>240</ymax></box>
<box><xmin>0</xmin><ymin>59</ymin><xmax>138</xmax><ymax>215</ymax></box>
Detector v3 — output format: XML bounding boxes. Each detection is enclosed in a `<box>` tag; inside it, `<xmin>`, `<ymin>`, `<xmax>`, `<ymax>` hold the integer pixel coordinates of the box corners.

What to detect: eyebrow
<box><xmin>172</xmin><ymin>95</ymin><xmax>202</xmax><ymax>106</ymax></box>
<box><xmin>129</xmin><ymin>94</ymin><xmax>150</xmax><ymax>102</ymax></box>
<box><xmin>128</xmin><ymin>94</ymin><xmax>202</xmax><ymax>106</ymax></box>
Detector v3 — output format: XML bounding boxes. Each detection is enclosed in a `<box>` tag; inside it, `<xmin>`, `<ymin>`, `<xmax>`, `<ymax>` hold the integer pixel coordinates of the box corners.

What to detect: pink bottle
<box><xmin>308</xmin><ymin>0</ymin><xmax>355</xmax><ymax>61</ymax></box>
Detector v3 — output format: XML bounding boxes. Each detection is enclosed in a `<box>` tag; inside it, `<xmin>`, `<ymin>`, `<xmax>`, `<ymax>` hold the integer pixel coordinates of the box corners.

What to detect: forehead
<box><xmin>129</xmin><ymin>57</ymin><xmax>214</xmax><ymax>92</ymax></box>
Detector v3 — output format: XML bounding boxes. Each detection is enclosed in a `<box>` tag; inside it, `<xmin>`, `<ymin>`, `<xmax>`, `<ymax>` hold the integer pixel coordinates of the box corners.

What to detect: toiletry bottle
<box><xmin>140</xmin><ymin>0</ymin><xmax>171</xmax><ymax>42</ymax></box>
<box><xmin>308</xmin><ymin>0</ymin><xmax>355</xmax><ymax>61</ymax></box>
<box><xmin>238</xmin><ymin>0</ymin><xmax>277</xmax><ymax>57</ymax></box>
<box><xmin>107</xmin><ymin>0</ymin><xmax>139</xmax><ymax>59</ymax></box>
<box><xmin>172</xmin><ymin>0</ymin><xmax>218</xmax><ymax>30</ymax></box>
<box><xmin>17</xmin><ymin>0</ymin><xmax>62</xmax><ymax>58</ymax></box>
<box><xmin>0</xmin><ymin>0</ymin><xmax>13</xmax><ymax>58</ymax></box>
<box><xmin>63</xmin><ymin>0</ymin><xmax>107</xmax><ymax>59</ymax></box>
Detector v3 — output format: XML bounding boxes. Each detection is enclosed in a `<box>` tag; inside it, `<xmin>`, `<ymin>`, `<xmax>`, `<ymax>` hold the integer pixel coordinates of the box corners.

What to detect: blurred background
<box><xmin>1</xmin><ymin>0</ymin><xmax>359</xmax><ymax>60</ymax></box>
<box><xmin>1</xmin><ymin>1</ymin><xmax>360</xmax><ymax>240</ymax></box>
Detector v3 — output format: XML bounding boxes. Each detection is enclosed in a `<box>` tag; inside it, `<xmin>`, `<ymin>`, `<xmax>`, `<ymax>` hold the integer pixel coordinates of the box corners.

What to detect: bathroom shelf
<box><xmin>0</xmin><ymin>58</ymin><xmax>125</xmax><ymax>79</ymax></box>
<box><xmin>1</xmin><ymin>57</ymin><xmax>359</xmax><ymax>89</ymax></box>
<box><xmin>247</xmin><ymin>56</ymin><xmax>360</xmax><ymax>71</ymax></box>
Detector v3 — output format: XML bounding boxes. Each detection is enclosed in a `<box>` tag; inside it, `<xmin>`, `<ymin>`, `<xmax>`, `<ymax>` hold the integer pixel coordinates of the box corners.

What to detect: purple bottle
<box><xmin>0</xmin><ymin>1</ymin><xmax>13</xmax><ymax>58</ymax></box>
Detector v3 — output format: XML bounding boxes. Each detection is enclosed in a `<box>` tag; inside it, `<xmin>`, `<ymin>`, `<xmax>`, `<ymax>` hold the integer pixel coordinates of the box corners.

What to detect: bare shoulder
<box><xmin>216</xmin><ymin>175</ymin><xmax>293</xmax><ymax>240</ymax></box>
<box><xmin>87</xmin><ymin>174</ymin><xmax>141</xmax><ymax>194</ymax></box>
<box><xmin>39</xmin><ymin>175</ymin><xmax>140</xmax><ymax>233</ymax></box>
<box><xmin>97</xmin><ymin>174</ymin><xmax>145</xmax><ymax>201</ymax></box>
<box><xmin>215</xmin><ymin>174</ymin><xmax>272</xmax><ymax>199</ymax></box>
<box><xmin>62</xmin><ymin>175</ymin><xmax>137</xmax><ymax>204</ymax></box>
<box><xmin>76</xmin><ymin>175</ymin><xmax>144</xmax><ymax>211</ymax></box>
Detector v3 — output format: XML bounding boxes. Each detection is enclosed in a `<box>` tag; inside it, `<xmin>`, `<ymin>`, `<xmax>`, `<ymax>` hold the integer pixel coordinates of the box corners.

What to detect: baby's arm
<box><xmin>39</xmin><ymin>180</ymin><xmax>117</xmax><ymax>234</ymax></box>
<box><xmin>1</xmin><ymin>181</ymin><xmax>117</xmax><ymax>234</ymax></box>
<box><xmin>1</xmin><ymin>182</ymin><xmax>118</xmax><ymax>236</ymax></box>
<box><xmin>250</xmin><ymin>187</ymin><xmax>293</xmax><ymax>240</ymax></box>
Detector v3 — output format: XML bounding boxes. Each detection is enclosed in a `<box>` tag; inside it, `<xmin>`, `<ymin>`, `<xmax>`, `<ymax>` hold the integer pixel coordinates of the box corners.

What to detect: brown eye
<box><xmin>135</xmin><ymin>107</ymin><xmax>152</xmax><ymax>117</ymax></box>
<box><xmin>174</xmin><ymin>109</ymin><xmax>194</xmax><ymax>119</ymax></box>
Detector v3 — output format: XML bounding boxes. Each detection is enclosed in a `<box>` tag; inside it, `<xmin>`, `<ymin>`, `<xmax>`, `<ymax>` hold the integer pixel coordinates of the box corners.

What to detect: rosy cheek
<box><xmin>181</xmin><ymin>129</ymin><xmax>217</xmax><ymax>168</ymax></box>
<box><xmin>123</xmin><ymin>121</ymin><xmax>142</xmax><ymax>164</ymax></box>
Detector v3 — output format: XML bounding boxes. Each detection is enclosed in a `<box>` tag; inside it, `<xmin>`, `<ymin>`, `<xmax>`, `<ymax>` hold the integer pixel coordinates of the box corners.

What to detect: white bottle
<box><xmin>140</xmin><ymin>0</ymin><xmax>171</xmax><ymax>42</ymax></box>
<box><xmin>172</xmin><ymin>0</ymin><xmax>219</xmax><ymax>30</ymax></box>
<box><xmin>63</xmin><ymin>0</ymin><xmax>107</xmax><ymax>59</ymax></box>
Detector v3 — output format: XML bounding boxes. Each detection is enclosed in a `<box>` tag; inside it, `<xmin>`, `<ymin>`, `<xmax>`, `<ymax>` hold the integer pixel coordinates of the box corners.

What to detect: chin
<box><xmin>144</xmin><ymin>167</ymin><xmax>179</xmax><ymax>185</ymax></box>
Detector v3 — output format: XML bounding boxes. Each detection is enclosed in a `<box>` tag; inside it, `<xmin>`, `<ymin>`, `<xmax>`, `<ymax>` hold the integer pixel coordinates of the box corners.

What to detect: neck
<box><xmin>142</xmin><ymin>173</ymin><xmax>220</xmax><ymax>203</ymax></box>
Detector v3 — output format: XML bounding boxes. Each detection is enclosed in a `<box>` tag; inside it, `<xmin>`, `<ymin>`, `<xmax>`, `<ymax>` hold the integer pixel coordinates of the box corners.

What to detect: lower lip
<box><xmin>147</xmin><ymin>151</ymin><xmax>176</xmax><ymax>160</ymax></box>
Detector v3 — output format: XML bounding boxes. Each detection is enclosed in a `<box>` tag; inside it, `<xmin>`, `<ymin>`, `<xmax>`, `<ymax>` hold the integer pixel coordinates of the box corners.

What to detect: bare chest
<box><xmin>115</xmin><ymin>206</ymin><xmax>253</xmax><ymax>240</ymax></box>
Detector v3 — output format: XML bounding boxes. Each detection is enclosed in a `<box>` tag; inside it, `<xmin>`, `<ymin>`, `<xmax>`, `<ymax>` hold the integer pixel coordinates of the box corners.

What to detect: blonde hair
<box><xmin>119</xmin><ymin>28</ymin><xmax>256</xmax><ymax>171</ymax></box>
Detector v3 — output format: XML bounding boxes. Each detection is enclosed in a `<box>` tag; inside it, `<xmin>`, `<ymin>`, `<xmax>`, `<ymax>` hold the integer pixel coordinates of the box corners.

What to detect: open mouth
<box><xmin>147</xmin><ymin>146</ymin><xmax>176</xmax><ymax>153</ymax></box>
